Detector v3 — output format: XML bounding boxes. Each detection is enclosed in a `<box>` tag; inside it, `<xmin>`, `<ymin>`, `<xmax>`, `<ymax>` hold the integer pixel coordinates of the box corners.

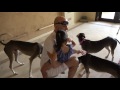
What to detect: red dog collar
<box><xmin>80</xmin><ymin>39</ymin><xmax>85</xmax><ymax>45</ymax></box>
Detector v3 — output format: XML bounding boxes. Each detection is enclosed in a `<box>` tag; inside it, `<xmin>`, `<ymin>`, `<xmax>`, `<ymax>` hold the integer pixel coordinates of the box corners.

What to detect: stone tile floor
<box><xmin>0</xmin><ymin>21</ymin><xmax>120</xmax><ymax>78</ymax></box>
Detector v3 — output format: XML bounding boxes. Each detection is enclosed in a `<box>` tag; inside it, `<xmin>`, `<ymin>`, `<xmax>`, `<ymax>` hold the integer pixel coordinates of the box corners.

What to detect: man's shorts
<box><xmin>46</xmin><ymin>63</ymin><xmax>68</xmax><ymax>78</ymax></box>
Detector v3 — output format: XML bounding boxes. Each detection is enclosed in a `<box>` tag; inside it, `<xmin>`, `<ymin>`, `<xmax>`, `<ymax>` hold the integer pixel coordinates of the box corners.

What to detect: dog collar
<box><xmin>80</xmin><ymin>39</ymin><xmax>85</xmax><ymax>45</ymax></box>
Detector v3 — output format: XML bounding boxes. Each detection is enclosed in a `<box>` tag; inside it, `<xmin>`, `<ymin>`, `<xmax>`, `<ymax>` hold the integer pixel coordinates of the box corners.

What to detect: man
<box><xmin>40</xmin><ymin>16</ymin><xmax>85</xmax><ymax>78</ymax></box>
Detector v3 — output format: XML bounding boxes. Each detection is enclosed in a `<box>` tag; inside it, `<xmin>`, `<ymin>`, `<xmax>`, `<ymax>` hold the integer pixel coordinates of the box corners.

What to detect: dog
<box><xmin>77</xmin><ymin>33</ymin><xmax>120</xmax><ymax>61</ymax></box>
<box><xmin>0</xmin><ymin>40</ymin><xmax>43</xmax><ymax>78</ymax></box>
<box><xmin>78</xmin><ymin>53</ymin><xmax>120</xmax><ymax>78</ymax></box>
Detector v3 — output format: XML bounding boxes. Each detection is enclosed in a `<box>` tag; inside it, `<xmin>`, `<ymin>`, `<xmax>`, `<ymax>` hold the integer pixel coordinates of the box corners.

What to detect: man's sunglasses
<box><xmin>55</xmin><ymin>21</ymin><xmax>69</xmax><ymax>25</ymax></box>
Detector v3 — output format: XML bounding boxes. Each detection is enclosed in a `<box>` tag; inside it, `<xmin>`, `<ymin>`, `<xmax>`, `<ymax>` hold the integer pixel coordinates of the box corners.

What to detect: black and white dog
<box><xmin>77</xmin><ymin>33</ymin><xmax>120</xmax><ymax>61</ymax></box>
<box><xmin>78</xmin><ymin>54</ymin><xmax>120</xmax><ymax>78</ymax></box>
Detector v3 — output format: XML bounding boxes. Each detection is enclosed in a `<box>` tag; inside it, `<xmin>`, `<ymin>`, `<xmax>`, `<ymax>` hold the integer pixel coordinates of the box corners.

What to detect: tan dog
<box><xmin>0</xmin><ymin>40</ymin><xmax>43</xmax><ymax>78</ymax></box>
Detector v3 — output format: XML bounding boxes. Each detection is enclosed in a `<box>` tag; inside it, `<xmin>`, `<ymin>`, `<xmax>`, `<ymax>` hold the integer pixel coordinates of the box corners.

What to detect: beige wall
<box><xmin>64</xmin><ymin>12</ymin><xmax>85</xmax><ymax>24</ymax></box>
<box><xmin>0</xmin><ymin>12</ymin><xmax>63</xmax><ymax>40</ymax></box>
<box><xmin>74</xmin><ymin>12</ymin><xmax>85</xmax><ymax>22</ymax></box>
<box><xmin>64</xmin><ymin>12</ymin><xmax>75</xmax><ymax>26</ymax></box>
<box><xmin>0</xmin><ymin>12</ymin><xmax>96</xmax><ymax>52</ymax></box>
<box><xmin>64</xmin><ymin>12</ymin><xmax>85</xmax><ymax>28</ymax></box>
<box><xmin>0</xmin><ymin>12</ymin><xmax>62</xmax><ymax>51</ymax></box>
<box><xmin>82</xmin><ymin>12</ymin><xmax>96</xmax><ymax>21</ymax></box>
<box><xmin>64</xmin><ymin>12</ymin><xmax>96</xmax><ymax>24</ymax></box>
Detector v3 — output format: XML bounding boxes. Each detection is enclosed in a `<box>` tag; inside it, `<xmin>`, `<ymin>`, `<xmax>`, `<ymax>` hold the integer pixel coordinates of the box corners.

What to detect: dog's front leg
<box><xmin>29</xmin><ymin>53</ymin><xmax>38</xmax><ymax>78</ymax></box>
<box><xmin>29</xmin><ymin>49</ymin><xmax>39</xmax><ymax>78</ymax></box>
<box><xmin>29</xmin><ymin>59</ymin><xmax>34</xmax><ymax>78</ymax></box>
<box><xmin>84</xmin><ymin>66</ymin><xmax>90</xmax><ymax>78</ymax></box>
<box><xmin>10</xmin><ymin>66</ymin><xmax>17</xmax><ymax>75</ymax></box>
<box><xmin>78</xmin><ymin>63</ymin><xmax>85</xmax><ymax>78</ymax></box>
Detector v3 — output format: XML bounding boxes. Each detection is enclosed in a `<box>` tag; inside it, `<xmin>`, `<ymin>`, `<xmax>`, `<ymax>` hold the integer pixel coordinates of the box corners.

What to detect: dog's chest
<box><xmin>81</xmin><ymin>41</ymin><xmax>92</xmax><ymax>51</ymax></box>
<box><xmin>81</xmin><ymin>41</ymin><xmax>105</xmax><ymax>53</ymax></box>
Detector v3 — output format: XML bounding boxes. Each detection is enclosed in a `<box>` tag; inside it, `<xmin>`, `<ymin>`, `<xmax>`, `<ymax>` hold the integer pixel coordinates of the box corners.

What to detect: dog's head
<box><xmin>78</xmin><ymin>55</ymin><xmax>86</xmax><ymax>63</ymax></box>
<box><xmin>77</xmin><ymin>33</ymin><xmax>86</xmax><ymax>42</ymax></box>
<box><xmin>78</xmin><ymin>53</ymin><xmax>89</xmax><ymax>64</ymax></box>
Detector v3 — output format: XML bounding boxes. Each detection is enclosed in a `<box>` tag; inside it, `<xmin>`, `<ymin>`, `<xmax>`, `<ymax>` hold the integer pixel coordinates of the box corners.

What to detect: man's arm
<box><xmin>47</xmin><ymin>50</ymin><xmax>61</xmax><ymax>68</ymax></box>
<box><xmin>73</xmin><ymin>49</ymin><xmax>87</xmax><ymax>55</ymax></box>
<box><xmin>45</xmin><ymin>38</ymin><xmax>58</xmax><ymax>68</ymax></box>
<box><xmin>67</xmin><ymin>38</ymin><xmax>76</xmax><ymax>47</ymax></box>
<box><xmin>71</xmin><ymin>40</ymin><xmax>76</xmax><ymax>47</ymax></box>
<box><xmin>47</xmin><ymin>50</ymin><xmax>57</xmax><ymax>62</ymax></box>
<box><xmin>43</xmin><ymin>35</ymin><xmax>57</xmax><ymax>66</ymax></box>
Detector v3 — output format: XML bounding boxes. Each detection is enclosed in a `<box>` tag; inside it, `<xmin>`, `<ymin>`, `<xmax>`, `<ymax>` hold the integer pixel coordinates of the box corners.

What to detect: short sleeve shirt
<box><xmin>40</xmin><ymin>31</ymin><xmax>56</xmax><ymax>67</ymax></box>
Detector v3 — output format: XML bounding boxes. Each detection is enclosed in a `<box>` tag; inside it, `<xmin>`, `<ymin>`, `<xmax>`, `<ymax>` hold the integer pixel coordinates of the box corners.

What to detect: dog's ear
<box><xmin>82</xmin><ymin>33</ymin><xmax>85</xmax><ymax>39</ymax></box>
<box><xmin>77</xmin><ymin>33</ymin><xmax>83</xmax><ymax>38</ymax></box>
<box><xmin>76</xmin><ymin>34</ymin><xmax>79</xmax><ymax>38</ymax></box>
<box><xmin>77</xmin><ymin>33</ymin><xmax>86</xmax><ymax>39</ymax></box>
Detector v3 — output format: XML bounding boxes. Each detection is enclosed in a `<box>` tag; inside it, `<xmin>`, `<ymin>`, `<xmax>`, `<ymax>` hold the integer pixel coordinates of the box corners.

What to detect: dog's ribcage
<box><xmin>6</xmin><ymin>40</ymin><xmax>40</xmax><ymax>56</ymax></box>
<box><xmin>78</xmin><ymin>54</ymin><xmax>120</xmax><ymax>77</ymax></box>
<box><xmin>81</xmin><ymin>37</ymin><xmax>117</xmax><ymax>53</ymax></box>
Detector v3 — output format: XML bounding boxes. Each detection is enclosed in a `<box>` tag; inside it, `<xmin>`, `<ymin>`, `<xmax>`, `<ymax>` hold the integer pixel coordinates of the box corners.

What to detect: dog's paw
<box><xmin>14</xmin><ymin>72</ymin><xmax>18</xmax><ymax>75</ymax></box>
<box><xmin>29</xmin><ymin>76</ymin><xmax>33</xmax><ymax>78</ymax></box>
<box><xmin>21</xmin><ymin>63</ymin><xmax>24</xmax><ymax>65</ymax></box>
<box><xmin>20</xmin><ymin>63</ymin><xmax>24</xmax><ymax>65</ymax></box>
<box><xmin>16</xmin><ymin>61</ymin><xmax>25</xmax><ymax>65</ymax></box>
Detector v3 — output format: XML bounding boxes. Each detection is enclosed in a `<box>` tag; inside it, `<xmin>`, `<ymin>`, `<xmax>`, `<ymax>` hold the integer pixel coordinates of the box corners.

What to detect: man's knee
<box><xmin>41</xmin><ymin>66</ymin><xmax>45</xmax><ymax>73</ymax></box>
<box><xmin>41</xmin><ymin>63</ymin><xmax>48</xmax><ymax>73</ymax></box>
<box><xmin>71</xmin><ymin>57</ymin><xmax>79</xmax><ymax>66</ymax></box>
<box><xmin>65</xmin><ymin>57</ymin><xmax>79</xmax><ymax>68</ymax></box>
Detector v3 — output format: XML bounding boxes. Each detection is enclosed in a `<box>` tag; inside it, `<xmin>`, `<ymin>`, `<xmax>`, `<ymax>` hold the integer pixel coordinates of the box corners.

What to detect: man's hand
<box><xmin>67</xmin><ymin>38</ymin><xmax>73</xmax><ymax>42</ymax></box>
<box><xmin>67</xmin><ymin>38</ymin><xmax>76</xmax><ymax>47</ymax></box>
<box><xmin>77</xmin><ymin>50</ymin><xmax>87</xmax><ymax>55</ymax></box>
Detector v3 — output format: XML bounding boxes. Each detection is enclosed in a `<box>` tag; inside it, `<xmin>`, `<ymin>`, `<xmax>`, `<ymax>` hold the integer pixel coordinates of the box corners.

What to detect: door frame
<box><xmin>95</xmin><ymin>12</ymin><xmax>120</xmax><ymax>23</ymax></box>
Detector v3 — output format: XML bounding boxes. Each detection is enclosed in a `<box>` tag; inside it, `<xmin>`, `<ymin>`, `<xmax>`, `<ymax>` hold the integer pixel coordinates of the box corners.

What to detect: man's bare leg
<box><xmin>41</xmin><ymin>61</ymin><xmax>52</xmax><ymax>78</ymax></box>
<box><xmin>65</xmin><ymin>57</ymin><xmax>79</xmax><ymax>78</ymax></box>
<box><xmin>41</xmin><ymin>60</ymin><xmax>62</xmax><ymax>78</ymax></box>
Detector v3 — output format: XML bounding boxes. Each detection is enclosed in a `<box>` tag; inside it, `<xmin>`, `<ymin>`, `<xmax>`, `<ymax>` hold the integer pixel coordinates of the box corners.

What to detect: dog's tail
<box><xmin>0</xmin><ymin>40</ymin><xmax>6</xmax><ymax>46</ymax></box>
<box><xmin>115</xmin><ymin>39</ymin><xmax>120</xmax><ymax>44</ymax></box>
